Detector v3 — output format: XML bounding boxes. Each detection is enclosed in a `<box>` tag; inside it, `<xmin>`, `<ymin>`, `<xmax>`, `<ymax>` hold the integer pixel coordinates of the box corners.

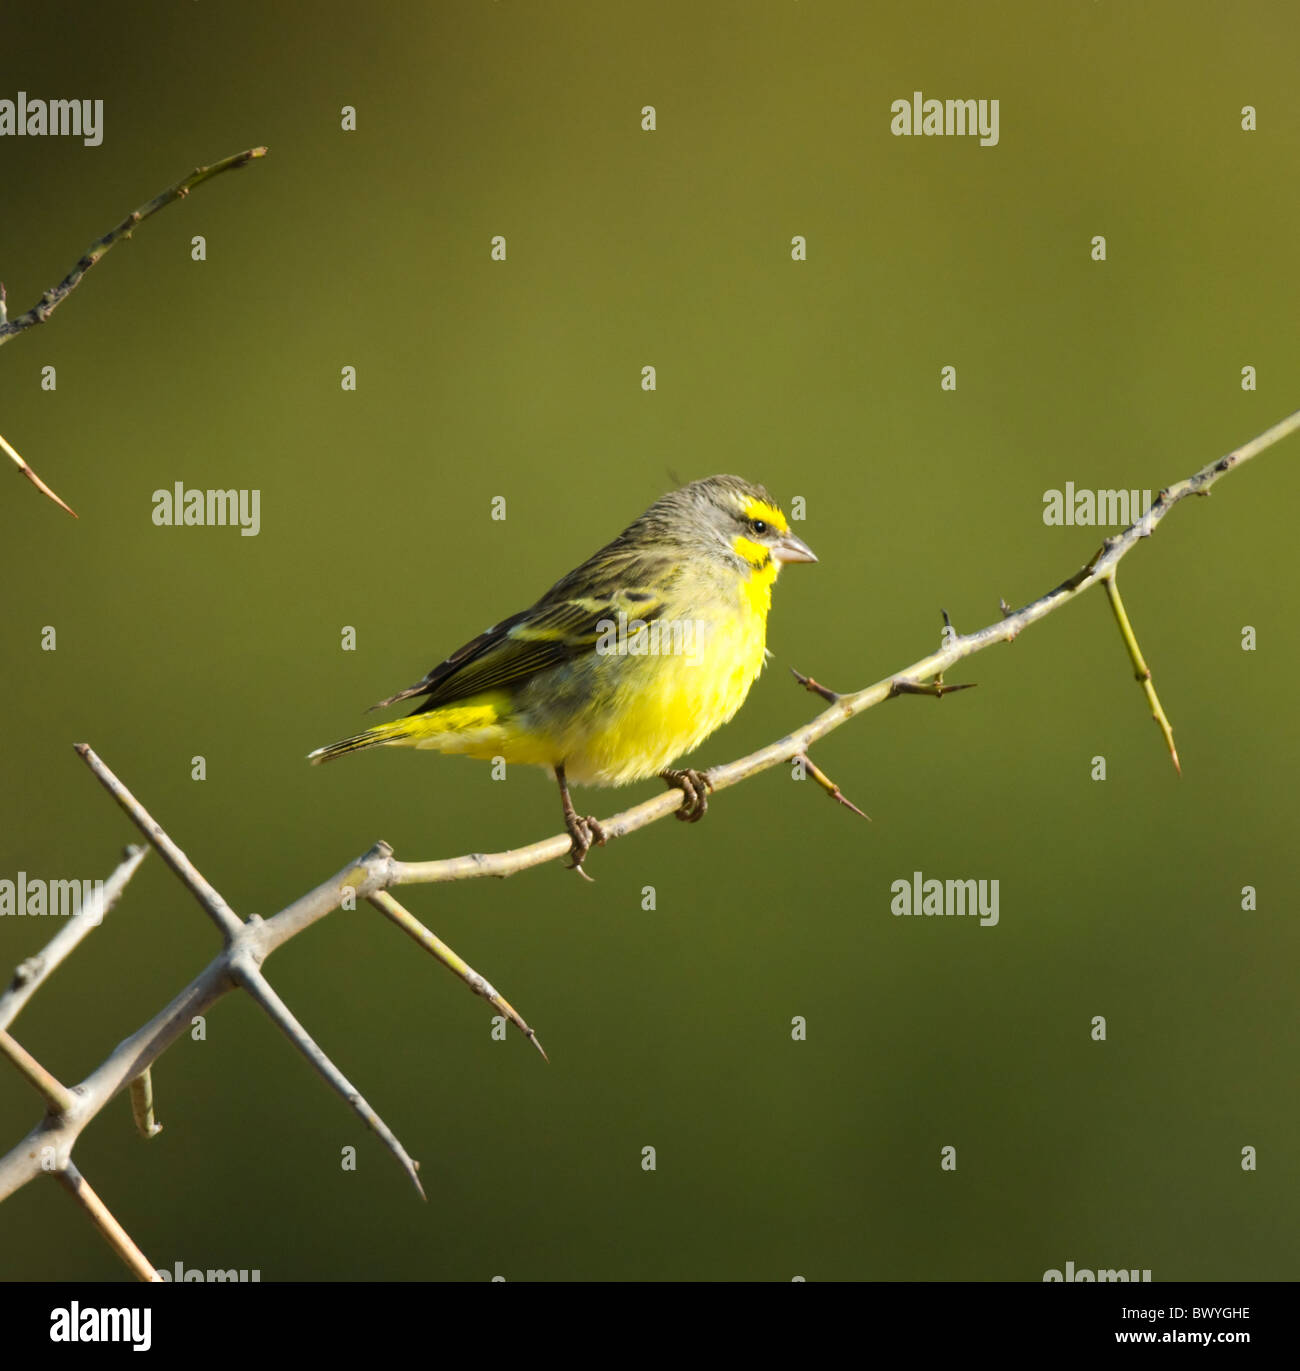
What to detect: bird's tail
<box><xmin>307</xmin><ymin>718</ymin><xmax>420</xmax><ymax>765</ymax></box>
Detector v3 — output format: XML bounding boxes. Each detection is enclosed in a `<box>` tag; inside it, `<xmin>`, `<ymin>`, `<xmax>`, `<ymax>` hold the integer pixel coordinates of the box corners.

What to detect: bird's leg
<box><xmin>659</xmin><ymin>768</ymin><xmax>714</xmax><ymax>823</ymax></box>
<box><xmin>555</xmin><ymin>763</ymin><xmax>606</xmax><ymax>879</ymax></box>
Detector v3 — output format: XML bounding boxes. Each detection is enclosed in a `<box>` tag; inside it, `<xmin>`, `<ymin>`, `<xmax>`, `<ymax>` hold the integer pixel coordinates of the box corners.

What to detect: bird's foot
<box><xmin>564</xmin><ymin>811</ymin><xmax>607</xmax><ymax>880</ymax></box>
<box><xmin>660</xmin><ymin>768</ymin><xmax>713</xmax><ymax>823</ymax></box>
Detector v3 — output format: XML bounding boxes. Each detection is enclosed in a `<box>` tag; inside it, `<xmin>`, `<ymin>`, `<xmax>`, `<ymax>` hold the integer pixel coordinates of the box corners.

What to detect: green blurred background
<box><xmin>1</xmin><ymin>0</ymin><xmax>1297</xmax><ymax>1281</ymax></box>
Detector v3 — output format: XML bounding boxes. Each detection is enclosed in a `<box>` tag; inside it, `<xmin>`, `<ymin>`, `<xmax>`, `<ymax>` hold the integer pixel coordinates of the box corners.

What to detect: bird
<box><xmin>308</xmin><ymin>475</ymin><xmax>816</xmax><ymax>875</ymax></box>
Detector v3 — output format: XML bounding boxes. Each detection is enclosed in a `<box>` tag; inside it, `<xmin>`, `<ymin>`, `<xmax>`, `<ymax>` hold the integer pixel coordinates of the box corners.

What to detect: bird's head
<box><xmin>678</xmin><ymin>475</ymin><xmax>817</xmax><ymax>575</ymax></box>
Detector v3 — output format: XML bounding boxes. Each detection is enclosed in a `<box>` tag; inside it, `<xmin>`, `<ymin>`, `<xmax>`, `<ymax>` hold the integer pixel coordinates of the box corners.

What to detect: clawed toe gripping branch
<box><xmin>2</xmin><ymin>408</ymin><xmax>1298</xmax><ymax>1278</ymax></box>
<box><xmin>660</xmin><ymin>768</ymin><xmax>714</xmax><ymax>823</ymax></box>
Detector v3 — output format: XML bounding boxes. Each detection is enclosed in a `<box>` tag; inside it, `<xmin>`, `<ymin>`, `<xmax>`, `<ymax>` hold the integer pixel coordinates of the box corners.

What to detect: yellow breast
<box><xmin>559</xmin><ymin>568</ymin><xmax>775</xmax><ymax>786</ymax></box>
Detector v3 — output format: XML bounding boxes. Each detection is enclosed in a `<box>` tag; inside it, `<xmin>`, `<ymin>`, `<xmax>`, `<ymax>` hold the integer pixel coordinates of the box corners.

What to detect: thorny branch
<box><xmin>0</xmin><ymin>405</ymin><xmax>1297</xmax><ymax>1279</ymax></box>
<box><xmin>1</xmin><ymin>146</ymin><xmax>268</xmax><ymax>517</ymax></box>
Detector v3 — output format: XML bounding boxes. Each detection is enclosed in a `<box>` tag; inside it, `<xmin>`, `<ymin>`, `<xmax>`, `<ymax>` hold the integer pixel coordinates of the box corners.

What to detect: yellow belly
<box><xmin>555</xmin><ymin>599</ymin><xmax>769</xmax><ymax>785</ymax></box>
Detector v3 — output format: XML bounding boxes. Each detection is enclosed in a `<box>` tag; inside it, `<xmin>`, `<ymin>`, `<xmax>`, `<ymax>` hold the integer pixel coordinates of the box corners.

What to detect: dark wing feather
<box><xmin>369</xmin><ymin>606</ymin><xmax>536</xmax><ymax>711</ymax></box>
<box><xmin>371</xmin><ymin>549</ymin><xmax>677</xmax><ymax>716</ymax></box>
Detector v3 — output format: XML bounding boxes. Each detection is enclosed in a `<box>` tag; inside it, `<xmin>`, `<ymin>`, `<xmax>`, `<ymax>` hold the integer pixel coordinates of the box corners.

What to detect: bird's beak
<box><xmin>771</xmin><ymin>530</ymin><xmax>817</xmax><ymax>564</ymax></box>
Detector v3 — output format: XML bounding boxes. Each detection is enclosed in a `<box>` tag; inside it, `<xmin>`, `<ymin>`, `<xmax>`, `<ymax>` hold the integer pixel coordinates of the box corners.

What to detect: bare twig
<box><xmin>1103</xmin><ymin>572</ymin><xmax>1180</xmax><ymax>774</ymax></box>
<box><xmin>0</xmin><ymin>429</ymin><xmax>78</xmax><ymax>518</ymax></box>
<box><xmin>56</xmin><ymin>1163</ymin><xmax>160</xmax><ymax>1282</ymax></box>
<box><xmin>0</xmin><ymin>1030</ymin><xmax>76</xmax><ymax>1115</ymax></box>
<box><xmin>0</xmin><ymin>844</ymin><xmax>147</xmax><ymax>1032</ymax></box>
<box><xmin>229</xmin><ymin>953</ymin><xmax>427</xmax><ymax>1200</ymax></box>
<box><xmin>370</xmin><ymin>890</ymin><xmax>548</xmax><ymax>1061</ymax></box>
<box><xmin>791</xmin><ymin>668</ymin><xmax>841</xmax><ymax>703</ymax></box>
<box><xmin>794</xmin><ymin>753</ymin><xmax>870</xmax><ymax>820</ymax></box>
<box><xmin>0</xmin><ymin>147</ymin><xmax>268</xmax><ymax>346</ymax></box>
<box><xmin>1</xmin><ymin>146</ymin><xmax>268</xmax><ymax>518</ymax></box>
<box><xmin>888</xmin><ymin>677</ymin><xmax>978</xmax><ymax>699</ymax></box>
<box><xmin>75</xmin><ymin>744</ymin><xmax>242</xmax><ymax>939</ymax></box>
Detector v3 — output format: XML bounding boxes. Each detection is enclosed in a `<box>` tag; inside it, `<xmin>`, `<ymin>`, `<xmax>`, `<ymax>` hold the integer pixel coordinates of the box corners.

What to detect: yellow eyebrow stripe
<box><xmin>741</xmin><ymin>497</ymin><xmax>788</xmax><ymax>534</ymax></box>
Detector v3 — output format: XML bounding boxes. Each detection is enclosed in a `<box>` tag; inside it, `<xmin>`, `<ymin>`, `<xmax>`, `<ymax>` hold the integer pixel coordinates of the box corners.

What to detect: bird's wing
<box><xmin>372</xmin><ymin>558</ymin><xmax>674</xmax><ymax>714</ymax></box>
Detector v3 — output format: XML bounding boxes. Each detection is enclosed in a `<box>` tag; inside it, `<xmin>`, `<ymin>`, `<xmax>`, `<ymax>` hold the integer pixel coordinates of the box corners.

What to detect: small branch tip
<box><xmin>795</xmin><ymin>753</ymin><xmax>870</xmax><ymax>820</ymax></box>
<box><xmin>1103</xmin><ymin>575</ymin><xmax>1180</xmax><ymax>777</ymax></box>
<box><xmin>790</xmin><ymin>668</ymin><xmax>842</xmax><ymax>703</ymax></box>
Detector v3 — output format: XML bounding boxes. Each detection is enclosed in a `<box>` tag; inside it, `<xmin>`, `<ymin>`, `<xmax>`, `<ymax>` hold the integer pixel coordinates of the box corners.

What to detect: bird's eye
<box><xmin>749</xmin><ymin>519</ymin><xmax>768</xmax><ymax>536</ymax></box>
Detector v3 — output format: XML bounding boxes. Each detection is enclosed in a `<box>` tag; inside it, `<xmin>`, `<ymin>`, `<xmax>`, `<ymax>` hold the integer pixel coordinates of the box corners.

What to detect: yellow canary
<box><xmin>308</xmin><ymin>476</ymin><xmax>816</xmax><ymax>872</ymax></box>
